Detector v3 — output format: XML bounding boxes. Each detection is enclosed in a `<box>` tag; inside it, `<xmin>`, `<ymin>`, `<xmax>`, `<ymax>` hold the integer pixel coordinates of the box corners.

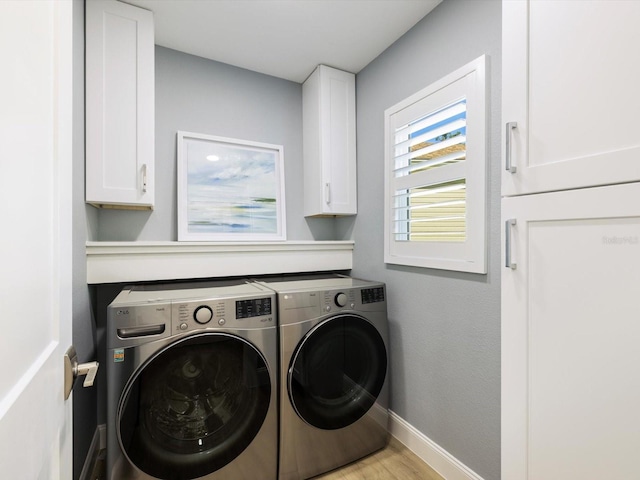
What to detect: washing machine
<box><xmin>106</xmin><ymin>280</ymin><xmax>278</xmax><ymax>480</ymax></box>
<box><xmin>256</xmin><ymin>274</ymin><xmax>390</xmax><ymax>480</ymax></box>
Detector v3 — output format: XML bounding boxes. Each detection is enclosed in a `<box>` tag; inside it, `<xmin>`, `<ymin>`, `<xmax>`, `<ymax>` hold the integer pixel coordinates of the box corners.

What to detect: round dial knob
<box><xmin>335</xmin><ymin>292</ymin><xmax>348</xmax><ymax>307</ymax></box>
<box><xmin>194</xmin><ymin>305</ymin><xmax>213</xmax><ymax>324</ymax></box>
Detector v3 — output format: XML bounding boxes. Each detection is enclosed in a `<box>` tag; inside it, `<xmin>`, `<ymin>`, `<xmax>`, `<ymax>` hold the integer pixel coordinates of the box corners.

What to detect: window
<box><xmin>384</xmin><ymin>55</ymin><xmax>487</xmax><ymax>273</ymax></box>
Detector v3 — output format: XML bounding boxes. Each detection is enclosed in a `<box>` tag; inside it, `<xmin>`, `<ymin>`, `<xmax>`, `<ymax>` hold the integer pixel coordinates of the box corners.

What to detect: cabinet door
<box><xmin>86</xmin><ymin>0</ymin><xmax>154</xmax><ymax>209</ymax></box>
<box><xmin>502</xmin><ymin>0</ymin><xmax>640</xmax><ymax>196</ymax></box>
<box><xmin>502</xmin><ymin>183</ymin><xmax>640</xmax><ymax>479</ymax></box>
<box><xmin>303</xmin><ymin>66</ymin><xmax>356</xmax><ymax>216</ymax></box>
<box><xmin>319</xmin><ymin>67</ymin><xmax>357</xmax><ymax>215</ymax></box>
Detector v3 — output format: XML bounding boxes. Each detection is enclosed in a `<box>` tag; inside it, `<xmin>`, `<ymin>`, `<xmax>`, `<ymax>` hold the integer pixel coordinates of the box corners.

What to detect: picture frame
<box><xmin>177</xmin><ymin>131</ymin><xmax>286</xmax><ymax>241</ymax></box>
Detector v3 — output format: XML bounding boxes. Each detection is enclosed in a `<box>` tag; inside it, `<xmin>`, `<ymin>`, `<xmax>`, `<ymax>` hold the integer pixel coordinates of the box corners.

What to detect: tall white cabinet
<box><xmin>501</xmin><ymin>2</ymin><xmax>640</xmax><ymax>479</ymax></box>
<box><xmin>502</xmin><ymin>185</ymin><xmax>640</xmax><ymax>479</ymax></box>
<box><xmin>303</xmin><ymin>65</ymin><xmax>357</xmax><ymax>217</ymax></box>
<box><xmin>86</xmin><ymin>0</ymin><xmax>154</xmax><ymax>209</ymax></box>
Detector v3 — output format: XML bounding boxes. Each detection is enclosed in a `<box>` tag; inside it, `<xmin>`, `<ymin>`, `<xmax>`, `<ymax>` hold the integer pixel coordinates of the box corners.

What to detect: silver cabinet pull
<box><xmin>505</xmin><ymin>219</ymin><xmax>517</xmax><ymax>270</ymax></box>
<box><xmin>325</xmin><ymin>182</ymin><xmax>331</xmax><ymax>205</ymax></box>
<box><xmin>505</xmin><ymin>122</ymin><xmax>518</xmax><ymax>174</ymax></box>
<box><xmin>141</xmin><ymin>164</ymin><xmax>148</xmax><ymax>193</ymax></box>
<box><xmin>64</xmin><ymin>346</ymin><xmax>99</xmax><ymax>400</ymax></box>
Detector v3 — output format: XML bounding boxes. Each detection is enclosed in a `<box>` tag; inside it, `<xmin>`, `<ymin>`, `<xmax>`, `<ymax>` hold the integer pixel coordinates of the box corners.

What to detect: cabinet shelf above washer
<box><xmin>86</xmin><ymin>241</ymin><xmax>354</xmax><ymax>284</ymax></box>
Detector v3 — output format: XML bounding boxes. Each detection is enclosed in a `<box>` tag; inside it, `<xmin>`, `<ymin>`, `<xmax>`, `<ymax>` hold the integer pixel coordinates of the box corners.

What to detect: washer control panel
<box><xmin>173</xmin><ymin>295</ymin><xmax>275</xmax><ymax>333</ymax></box>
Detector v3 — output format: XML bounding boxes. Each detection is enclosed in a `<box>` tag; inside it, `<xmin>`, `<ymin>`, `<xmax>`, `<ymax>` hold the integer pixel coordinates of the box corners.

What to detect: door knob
<box><xmin>64</xmin><ymin>346</ymin><xmax>99</xmax><ymax>400</ymax></box>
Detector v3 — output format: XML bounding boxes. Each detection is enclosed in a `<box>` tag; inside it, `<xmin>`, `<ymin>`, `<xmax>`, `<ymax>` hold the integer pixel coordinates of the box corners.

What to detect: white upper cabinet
<box><xmin>502</xmin><ymin>0</ymin><xmax>640</xmax><ymax>197</ymax></box>
<box><xmin>86</xmin><ymin>0</ymin><xmax>154</xmax><ymax>209</ymax></box>
<box><xmin>303</xmin><ymin>65</ymin><xmax>357</xmax><ymax>216</ymax></box>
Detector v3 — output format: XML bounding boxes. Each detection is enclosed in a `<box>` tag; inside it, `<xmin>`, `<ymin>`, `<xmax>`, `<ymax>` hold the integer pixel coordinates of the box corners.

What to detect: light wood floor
<box><xmin>312</xmin><ymin>437</ymin><xmax>444</xmax><ymax>480</ymax></box>
<box><xmin>94</xmin><ymin>436</ymin><xmax>442</xmax><ymax>480</ymax></box>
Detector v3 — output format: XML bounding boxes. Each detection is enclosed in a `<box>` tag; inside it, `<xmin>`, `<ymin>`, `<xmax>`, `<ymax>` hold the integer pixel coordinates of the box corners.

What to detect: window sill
<box><xmin>86</xmin><ymin>241</ymin><xmax>354</xmax><ymax>284</ymax></box>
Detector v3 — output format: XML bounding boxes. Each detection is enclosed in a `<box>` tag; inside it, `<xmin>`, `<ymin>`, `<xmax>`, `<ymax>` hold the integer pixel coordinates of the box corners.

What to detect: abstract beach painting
<box><xmin>177</xmin><ymin>132</ymin><xmax>286</xmax><ymax>241</ymax></box>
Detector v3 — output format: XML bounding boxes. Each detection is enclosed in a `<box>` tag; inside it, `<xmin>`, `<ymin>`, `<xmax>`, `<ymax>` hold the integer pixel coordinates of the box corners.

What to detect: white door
<box><xmin>502</xmin><ymin>0</ymin><xmax>640</xmax><ymax>196</ymax></box>
<box><xmin>502</xmin><ymin>183</ymin><xmax>640</xmax><ymax>479</ymax></box>
<box><xmin>0</xmin><ymin>1</ymin><xmax>73</xmax><ymax>478</ymax></box>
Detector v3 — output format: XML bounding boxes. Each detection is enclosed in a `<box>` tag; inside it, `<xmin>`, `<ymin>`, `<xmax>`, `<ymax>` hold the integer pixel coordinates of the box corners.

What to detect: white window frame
<box><xmin>384</xmin><ymin>55</ymin><xmax>487</xmax><ymax>273</ymax></box>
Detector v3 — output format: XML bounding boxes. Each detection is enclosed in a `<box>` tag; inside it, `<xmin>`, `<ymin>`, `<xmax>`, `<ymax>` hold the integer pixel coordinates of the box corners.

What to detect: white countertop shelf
<box><xmin>86</xmin><ymin>241</ymin><xmax>354</xmax><ymax>284</ymax></box>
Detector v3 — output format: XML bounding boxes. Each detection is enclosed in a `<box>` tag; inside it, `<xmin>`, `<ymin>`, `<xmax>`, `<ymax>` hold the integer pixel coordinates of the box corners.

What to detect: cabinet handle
<box><xmin>325</xmin><ymin>182</ymin><xmax>331</xmax><ymax>205</ymax></box>
<box><xmin>505</xmin><ymin>219</ymin><xmax>517</xmax><ymax>270</ymax></box>
<box><xmin>505</xmin><ymin>122</ymin><xmax>518</xmax><ymax>174</ymax></box>
<box><xmin>141</xmin><ymin>164</ymin><xmax>148</xmax><ymax>193</ymax></box>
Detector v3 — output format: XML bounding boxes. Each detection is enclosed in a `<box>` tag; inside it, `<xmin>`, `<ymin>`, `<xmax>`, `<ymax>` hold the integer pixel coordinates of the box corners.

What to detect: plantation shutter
<box><xmin>392</xmin><ymin>99</ymin><xmax>467</xmax><ymax>242</ymax></box>
<box><xmin>384</xmin><ymin>55</ymin><xmax>487</xmax><ymax>273</ymax></box>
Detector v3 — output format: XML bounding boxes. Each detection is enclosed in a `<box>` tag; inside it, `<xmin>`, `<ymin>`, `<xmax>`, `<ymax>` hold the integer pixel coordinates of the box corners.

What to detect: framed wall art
<box><xmin>177</xmin><ymin>131</ymin><xmax>286</xmax><ymax>241</ymax></box>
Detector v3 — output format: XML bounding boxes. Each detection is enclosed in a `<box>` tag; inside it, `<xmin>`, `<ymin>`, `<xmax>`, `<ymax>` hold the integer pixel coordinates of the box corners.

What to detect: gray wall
<box><xmin>345</xmin><ymin>1</ymin><xmax>501</xmax><ymax>478</ymax></box>
<box><xmin>95</xmin><ymin>46</ymin><xmax>335</xmax><ymax>242</ymax></box>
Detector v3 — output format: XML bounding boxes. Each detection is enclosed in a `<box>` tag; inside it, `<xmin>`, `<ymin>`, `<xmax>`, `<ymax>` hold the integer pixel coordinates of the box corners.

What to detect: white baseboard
<box><xmin>79</xmin><ymin>424</ymin><xmax>106</xmax><ymax>480</ymax></box>
<box><xmin>389</xmin><ymin>411</ymin><xmax>485</xmax><ymax>480</ymax></box>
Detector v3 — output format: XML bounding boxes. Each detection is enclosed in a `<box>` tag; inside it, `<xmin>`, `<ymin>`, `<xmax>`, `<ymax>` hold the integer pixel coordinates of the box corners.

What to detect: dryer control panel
<box><xmin>361</xmin><ymin>286</ymin><xmax>385</xmax><ymax>304</ymax></box>
<box><xmin>267</xmin><ymin>278</ymin><xmax>386</xmax><ymax>326</ymax></box>
<box><xmin>323</xmin><ymin>289</ymin><xmax>357</xmax><ymax>311</ymax></box>
<box><xmin>321</xmin><ymin>286</ymin><xmax>386</xmax><ymax>313</ymax></box>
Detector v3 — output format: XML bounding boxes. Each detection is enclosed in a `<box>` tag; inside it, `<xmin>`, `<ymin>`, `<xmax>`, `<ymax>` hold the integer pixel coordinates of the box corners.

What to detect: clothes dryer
<box><xmin>106</xmin><ymin>280</ymin><xmax>278</xmax><ymax>480</ymax></box>
<box><xmin>257</xmin><ymin>274</ymin><xmax>389</xmax><ymax>480</ymax></box>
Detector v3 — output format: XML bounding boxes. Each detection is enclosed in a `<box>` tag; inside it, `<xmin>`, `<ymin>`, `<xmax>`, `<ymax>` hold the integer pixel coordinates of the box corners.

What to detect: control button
<box><xmin>218</xmin><ymin>318</ymin><xmax>226</xmax><ymax>326</ymax></box>
<box><xmin>194</xmin><ymin>306</ymin><xmax>213</xmax><ymax>324</ymax></box>
<box><xmin>179</xmin><ymin>323</ymin><xmax>188</xmax><ymax>331</ymax></box>
<box><xmin>335</xmin><ymin>292</ymin><xmax>348</xmax><ymax>307</ymax></box>
<box><xmin>350</xmin><ymin>303</ymin><xmax>355</xmax><ymax>309</ymax></box>
<box><xmin>325</xmin><ymin>305</ymin><xmax>331</xmax><ymax>312</ymax></box>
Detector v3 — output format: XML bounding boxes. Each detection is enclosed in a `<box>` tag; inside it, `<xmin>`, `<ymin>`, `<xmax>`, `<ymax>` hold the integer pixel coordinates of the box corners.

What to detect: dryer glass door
<box><xmin>288</xmin><ymin>314</ymin><xmax>387</xmax><ymax>430</ymax></box>
<box><xmin>117</xmin><ymin>333</ymin><xmax>271</xmax><ymax>479</ymax></box>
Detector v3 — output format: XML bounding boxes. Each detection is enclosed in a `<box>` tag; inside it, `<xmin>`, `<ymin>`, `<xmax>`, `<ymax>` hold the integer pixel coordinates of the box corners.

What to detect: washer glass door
<box><xmin>288</xmin><ymin>314</ymin><xmax>387</xmax><ymax>430</ymax></box>
<box><xmin>118</xmin><ymin>333</ymin><xmax>271</xmax><ymax>479</ymax></box>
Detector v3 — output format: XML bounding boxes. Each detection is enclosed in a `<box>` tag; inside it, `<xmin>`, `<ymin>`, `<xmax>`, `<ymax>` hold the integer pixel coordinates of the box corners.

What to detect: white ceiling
<box><xmin>122</xmin><ymin>0</ymin><xmax>442</xmax><ymax>83</ymax></box>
